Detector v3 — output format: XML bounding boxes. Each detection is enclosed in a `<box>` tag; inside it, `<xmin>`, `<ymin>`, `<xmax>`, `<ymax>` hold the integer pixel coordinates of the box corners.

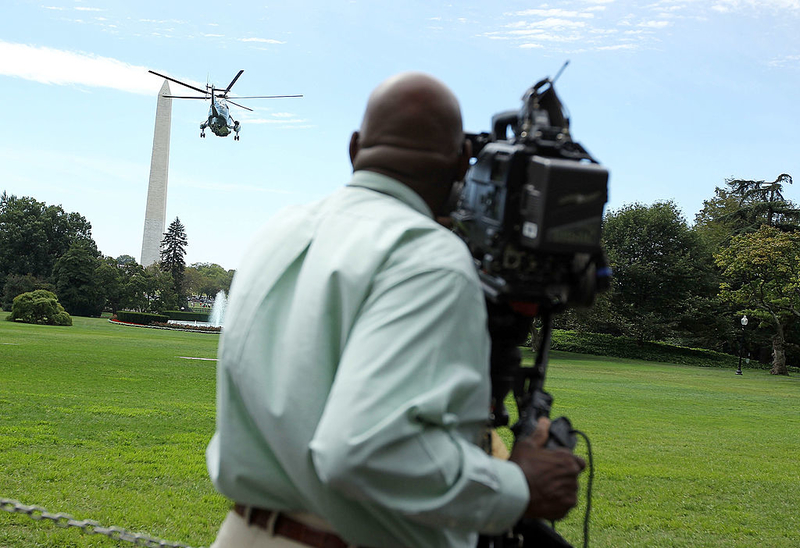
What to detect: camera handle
<box><xmin>478</xmin><ymin>305</ymin><xmax>576</xmax><ymax>548</ymax></box>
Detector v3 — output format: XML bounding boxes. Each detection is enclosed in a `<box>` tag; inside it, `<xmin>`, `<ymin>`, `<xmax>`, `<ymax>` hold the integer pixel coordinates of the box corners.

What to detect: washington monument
<box><xmin>140</xmin><ymin>80</ymin><xmax>172</xmax><ymax>267</ymax></box>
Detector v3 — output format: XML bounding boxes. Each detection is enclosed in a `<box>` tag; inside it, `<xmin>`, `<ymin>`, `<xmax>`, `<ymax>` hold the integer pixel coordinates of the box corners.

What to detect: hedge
<box><xmin>550</xmin><ymin>330</ymin><xmax>747</xmax><ymax>369</ymax></box>
<box><xmin>163</xmin><ymin>310</ymin><xmax>210</xmax><ymax>322</ymax></box>
<box><xmin>116</xmin><ymin>311</ymin><xmax>170</xmax><ymax>325</ymax></box>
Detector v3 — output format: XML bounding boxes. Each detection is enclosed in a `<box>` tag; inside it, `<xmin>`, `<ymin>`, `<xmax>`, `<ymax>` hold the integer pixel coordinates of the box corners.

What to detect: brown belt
<box><xmin>233</xmin><ymin>503</ymin><xmax>352</xmax><ymax>548</ymax></box>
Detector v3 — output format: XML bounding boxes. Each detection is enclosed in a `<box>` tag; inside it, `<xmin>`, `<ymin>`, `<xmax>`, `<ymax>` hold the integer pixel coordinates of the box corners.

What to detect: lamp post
<box><xmin>736</xmin><ymin>315</ymin><xmax>748</xmax><ymax>375</ymax></box>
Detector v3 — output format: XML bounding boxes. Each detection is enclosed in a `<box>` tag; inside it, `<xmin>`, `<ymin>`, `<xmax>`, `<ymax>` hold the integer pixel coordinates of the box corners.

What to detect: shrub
<box><xmin>116</xmin><ymin>311</ymin><xmax>169</xmax><ymax>325</ymax></box>
<box><xmin>163</xmin><ymin>310</ymin><xmax>210</xmax><ymax>322</ymax></box>
<box><xmin>8</xmin><ymin>290</ymin><xmax>72</xmax><ymax>326</ymax></box>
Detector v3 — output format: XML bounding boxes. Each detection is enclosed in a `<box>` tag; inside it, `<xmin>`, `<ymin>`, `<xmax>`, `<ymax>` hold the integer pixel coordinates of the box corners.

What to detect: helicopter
<box><xmin>148</xmin><ymin>69</ymin><xmax>302</xmax><ymax>140</ymax></box>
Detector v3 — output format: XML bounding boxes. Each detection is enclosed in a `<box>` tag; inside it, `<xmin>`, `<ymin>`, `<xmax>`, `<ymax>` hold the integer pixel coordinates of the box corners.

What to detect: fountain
<box><xmin>209</xmin><ymin>290</ymin><xmax>227</xmax><ymax>327</ymax></box>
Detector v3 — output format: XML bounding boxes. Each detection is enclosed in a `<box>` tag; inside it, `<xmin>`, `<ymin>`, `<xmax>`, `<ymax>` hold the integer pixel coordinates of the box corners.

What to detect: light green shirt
<box><xmin>206</xmin><ymin>171</ymin><xmax>528</xmax><ymax>548</ymax></box>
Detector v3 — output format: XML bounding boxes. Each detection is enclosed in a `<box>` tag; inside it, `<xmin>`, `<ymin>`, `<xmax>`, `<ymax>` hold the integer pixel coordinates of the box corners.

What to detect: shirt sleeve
<box><xmin>309</xmin><ymin>266</ymin><xmax>529</xmax><ymax>534</ymax></box>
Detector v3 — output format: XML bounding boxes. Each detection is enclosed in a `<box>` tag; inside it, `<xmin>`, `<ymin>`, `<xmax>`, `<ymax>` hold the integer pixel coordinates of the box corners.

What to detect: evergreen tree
<box><xmin>160</xmin><ymin>217</ymin><xmax>188</xmax><ymax>301</ymax></box>
<box><xmin>695</xmin><ymin>174</ymin><xmax>800</xmax><ymax>250</ymax></box>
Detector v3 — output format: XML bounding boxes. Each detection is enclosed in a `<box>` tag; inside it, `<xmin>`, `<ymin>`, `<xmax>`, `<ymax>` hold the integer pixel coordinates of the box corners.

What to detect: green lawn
<box><xmin>1</xmin><ymin>314</ymin><xmax>798</xmax><ymax>547</ymax></box>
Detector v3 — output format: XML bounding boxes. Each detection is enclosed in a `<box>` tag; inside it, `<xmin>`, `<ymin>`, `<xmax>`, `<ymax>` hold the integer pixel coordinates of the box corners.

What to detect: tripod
<box><xmin>476</xmin><ymin>303</ymin><xmax>578</xmax><ymax>548</ymax></box>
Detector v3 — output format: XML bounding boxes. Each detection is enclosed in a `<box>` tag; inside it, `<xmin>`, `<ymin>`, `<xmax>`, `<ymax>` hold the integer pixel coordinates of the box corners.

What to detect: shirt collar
<box><xmin>347</xmin><ymin>170</ymin><xmax>434</xmax><ymax>219</ymax></box>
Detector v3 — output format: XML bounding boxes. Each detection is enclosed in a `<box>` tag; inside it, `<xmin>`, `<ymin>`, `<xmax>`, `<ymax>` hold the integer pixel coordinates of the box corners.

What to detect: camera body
<box><xmin>451</xmin><ymin>78</ymin><xmax>610</xmax><ymax>311</ymax></box>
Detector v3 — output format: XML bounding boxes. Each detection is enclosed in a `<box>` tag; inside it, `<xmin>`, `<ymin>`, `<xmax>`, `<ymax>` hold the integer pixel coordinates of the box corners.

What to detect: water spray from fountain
<box><xmin>209</xmin><ymin>290</ymin><xmax>228</xmax><ymax>328</ymax></box>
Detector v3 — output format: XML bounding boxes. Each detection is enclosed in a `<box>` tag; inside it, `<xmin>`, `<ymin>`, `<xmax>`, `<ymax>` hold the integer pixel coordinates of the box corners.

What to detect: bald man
<box><xmin>207</xmin><ymin>72</ymin><xmax>584</xmax><ymax>548</ymax></box>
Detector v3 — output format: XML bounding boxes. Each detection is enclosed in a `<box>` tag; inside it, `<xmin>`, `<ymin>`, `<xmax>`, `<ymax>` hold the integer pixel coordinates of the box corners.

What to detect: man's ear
<box><xmin>349</xmin><ymin>131</ymin><xmax>360</xmax><ymax>169</ymax></box>
<box><xmin>456</xmin><ymin>138</ymin><xmax>473</xmax><ymax>181</ymax></box>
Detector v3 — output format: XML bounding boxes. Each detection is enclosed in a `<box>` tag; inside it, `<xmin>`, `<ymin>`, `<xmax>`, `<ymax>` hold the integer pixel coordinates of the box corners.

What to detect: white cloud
<box><xmin>75</xmin><ymin>6</ymin><xmax>103</xmax><ymax>11</ymax></box>
<box><xmin>508</xmin><ymin>18</ymin><xmax>588</xmax><ymax>29</ymax></box>
<box><xmin>138</xmin><ymin>18</ymin><xmax>186</xmax><ymax>24</ymax></box>
<box><xmin>240</xmin><ymin>37</ymin><xmax>286</xmax><ymax>44</ymax></box>
<box><xmin>638</xmin><ymin>20</ymin><xmax>671</xmax><ymax>27</ymax></box>
<box><xmin>712</xmin><ymin>0</ymin><xmax>800</xmax><ymax>12</ymax></box>
<box><xmin>511</xmin><ymin>9</ymin><xmax>594</xmax><ymax>18</ymax></box>
<box><xmin>247</xmin><ymin>118</ymin><xmax>309</xmax><ymax>125</ymax></box>
<box><xmin>768</xmin><ymin>54</ymin><xmax>800</xmax><ymax>67</ymax></box>
<box><xmin>203</xmin><ymin>33</ymin><xmax>224</xmax><ymax>38</ymax></box>
<box><xmin>0</xmin><ymin>40</ymin><xmax>171</xmax><ymax>95</ymax></box>
<box><xmin>596</xmin><ymin>43</ymin><xmax>639</xmax><ymax>50</ymax></box>
<box><xmin>482</xmin><ymin>0</ymin><xmax>699</xmax><ymax>53</ymax></box>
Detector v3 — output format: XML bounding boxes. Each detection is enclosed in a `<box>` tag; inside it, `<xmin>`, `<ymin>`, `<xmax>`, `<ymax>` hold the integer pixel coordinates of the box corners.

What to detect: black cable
<box><xmin>572</xmin><ymin>429</ymin><xmax>594</xmax><ymax>548</ymax></box>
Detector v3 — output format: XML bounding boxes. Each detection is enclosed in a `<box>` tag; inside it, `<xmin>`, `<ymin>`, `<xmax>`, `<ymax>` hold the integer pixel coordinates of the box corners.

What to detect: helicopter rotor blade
<box><xmin>224</xmin><ymin>70</ymin><xmax>244</xmax><ymax>95</ymax></box>
<box><xmin>227</xmin><ymin>100</ymin><xmax>254</xmax><ymax>112</ymax></box>
<box><xmin>163</xmin><ymin>95</ymin><xmax>210</xmax><ymax>100</ymax></box>
<box><xmin>148</xmin><ymin>70</ymin><xmax>208</xmax><ymax>95</ymax></box>
<box><xmin>228</xmin><ymin>95</ymin><xmax>304</xmax><ymax>99</ymax></box>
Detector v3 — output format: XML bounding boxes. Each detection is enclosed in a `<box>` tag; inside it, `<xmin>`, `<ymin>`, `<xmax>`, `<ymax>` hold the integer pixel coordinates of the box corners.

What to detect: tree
<box><xmin>121</xmin><ymin>264</ymin><xmax>178</xmax><ymax>313</ymax></box>
<box><xmin>145</xmin><ymin>264</ymin><xmax>179</xmax><ymax>312</ymax></box>
<box><xmin>2</xmin><ymin>273</ymin><xmax>55</xmax><ymax>311</ymax></box>
<box><xmin>695</xmin><ymin>174</ymin><xmax>800</xmax><ymax>250</ymax></box>
<box><xmin>115</xmin><ymin>254</ymin><xmax>137</xmax><ymax>266</ymax></box>
<box><xmin>95</xmin><ymin>257</ymin><xmax>124</xmax><ymax>314</ymax></box>
<box><xmin>715</xmin><ymin>226</ymin><xmax>800</xmax><ymax>375</ymax></box>
<box><xmin>184</xmin><ymin>262</ymin><xmax>234</xmax><ymax>297</ymax></box>
<box><xmin>52</xmin><ymin>242</ymin><xmax>105</xmax><ymax>317</ymax></box>
<box><xmin>121</xmin><ymin>264</ymin><xmax>151</xmax><ymax>312</ymax></box>
<box><xmin>8</xmin><ymin>289</ymin><xmax>72</xmax><ymax>326</ymax></box>
<box><xmin>160</xmin><ymin>217</ymin><xmax>188</xmax><ymax>300</ymax></box>
<box><xmin>0</xmin><ymin>193</ymin><xmax>96</xmax><ymax>284</ymax></box>
<box><xmin>602</xmin><ymin>201</ymin><xmax>718</xmax><ymax>343</ymax></box>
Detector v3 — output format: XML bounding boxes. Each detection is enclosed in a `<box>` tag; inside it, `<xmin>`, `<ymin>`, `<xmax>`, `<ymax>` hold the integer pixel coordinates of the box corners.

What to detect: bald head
<box><xmin>349</xmin><ymin>72</ymin><xmax>471</xmax><ymax>215</ymax></box>
<box><xmin>359</xmin><ymin>72</ymin><xmax>464</xmax><ymax>156</ymax></box>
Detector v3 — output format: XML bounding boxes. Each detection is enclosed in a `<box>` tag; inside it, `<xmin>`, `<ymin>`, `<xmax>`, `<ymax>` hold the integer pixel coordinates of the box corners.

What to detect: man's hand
<box><xmin>509</xmin><ymin>417</ymin><xmax>586</xmax><ymax>522</ymax></box>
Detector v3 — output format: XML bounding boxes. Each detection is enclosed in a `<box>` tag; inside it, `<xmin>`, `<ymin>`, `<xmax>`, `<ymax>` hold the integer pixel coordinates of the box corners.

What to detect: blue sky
<box><xmin>2</xmin><ymin>0</ymin><xmax>799</xmax><ymax>270</ymax></box>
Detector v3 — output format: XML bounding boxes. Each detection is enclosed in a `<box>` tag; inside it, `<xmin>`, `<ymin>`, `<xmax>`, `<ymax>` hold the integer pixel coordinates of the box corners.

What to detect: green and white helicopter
<box><xmin>148</xmin><ymin>69</ymin><xmax>302</xmax><ymax>141</ymax></box>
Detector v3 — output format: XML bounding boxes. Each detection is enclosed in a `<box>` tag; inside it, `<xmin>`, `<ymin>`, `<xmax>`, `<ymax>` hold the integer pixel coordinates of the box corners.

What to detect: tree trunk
<box><xmin>771</xmin><ymin>323</ymin><xmax>789</xmax><ymax>375</ymax></box>
<box><xmin>529</xmin><ymin>320</ymin><xmax>542</xmax><ymax>353</ymax></box>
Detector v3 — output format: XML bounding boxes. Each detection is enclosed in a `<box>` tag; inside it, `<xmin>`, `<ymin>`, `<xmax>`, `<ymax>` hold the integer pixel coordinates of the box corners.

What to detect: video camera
<box><xmin>450</xmin><ymin>63</ymin><xmax>610</xmax><ymax>547</ymax></box>
<box><xmin>450</xmin><ymin>63</ymin><xmax>610</xmax><ymax>312</ymax></box>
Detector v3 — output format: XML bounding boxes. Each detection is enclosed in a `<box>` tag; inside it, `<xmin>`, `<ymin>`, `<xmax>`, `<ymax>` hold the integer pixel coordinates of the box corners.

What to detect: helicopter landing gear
<box><xmin>234</xmin><ymin>135</ymin><xmax>240</xmax><ymax>141</ymax></box>
<box><xmin>200</xmin><ymin>130</ymin><xmax>206</xmax><ymax>138</ymax></box>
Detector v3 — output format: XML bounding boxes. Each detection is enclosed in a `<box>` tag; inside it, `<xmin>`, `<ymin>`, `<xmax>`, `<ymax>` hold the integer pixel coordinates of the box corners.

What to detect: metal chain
<box><xmin>0</xmin><ymin>498</ymin><xmax>205</xmax><ymax>548</ymax></box>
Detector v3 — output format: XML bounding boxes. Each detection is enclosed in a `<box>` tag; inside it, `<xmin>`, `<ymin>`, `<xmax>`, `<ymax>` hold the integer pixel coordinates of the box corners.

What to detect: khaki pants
<box><xmin>210</xmin><ymin>509</ymin><xmax>360</xmax><ymax>548</ymax></box>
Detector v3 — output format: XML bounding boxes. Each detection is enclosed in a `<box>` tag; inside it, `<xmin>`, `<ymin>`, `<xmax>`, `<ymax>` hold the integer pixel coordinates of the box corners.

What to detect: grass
<box><xmin>1</xmin><ymin>315</ymin><xmax>798</xmax><ymax>547</ymax></box>
<box><xmin>0</xmin><ymin>314</ymin><xmax>225</xmax><ymax>547</ymax></box>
